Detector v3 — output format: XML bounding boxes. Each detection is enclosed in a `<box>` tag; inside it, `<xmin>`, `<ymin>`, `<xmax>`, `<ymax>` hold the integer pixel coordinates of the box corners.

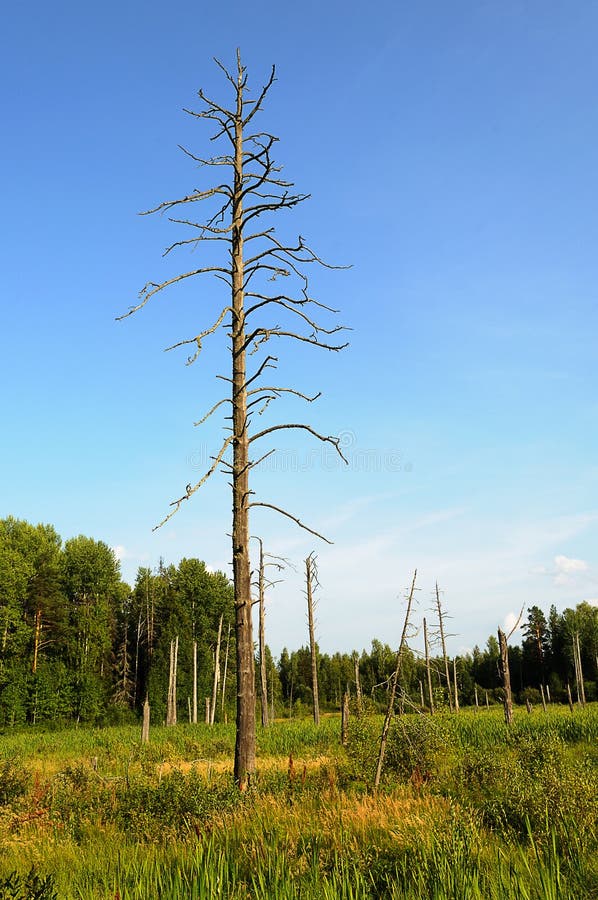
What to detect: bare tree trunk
<box><xmin>497</xmin><ymin>628</ymin><xmax>513</xmax><ymax>726</ymax></box>
<box><xmin>474</xmin><ymin>685</ymin><xmax>479</xmax><ymax>712</ymax></box>
<box><xmin>210</xmin><ymin>614</ymin><xmax>223</xmax><ymax>726</ymax></box>
<box><xmin>424</xmin><ymin>617</ymin><xmax>435</xmax><ymax>714</ymax></box>
<box><xmin>305</xmin><ymin>553</ymin><xmax>320</xmax><ymax>725</ymax></box>
<box><xmin>567</xmin><ymin>682</ymin><xmax>574</xmax><ymax>713</ymax></box>
<box><xmin>205</xmin><ymin>697</ymin><xmax>211</xmax><ymax>724</ymax></box>
<box><xmin>573</xmin><ymin>632</ymin><xmax>586</xmax><ymax>706</ymax></box>
<box><xmin>485</xmin><ymin>690</ymin><xmax>489</xmax><ymax>710</ymax></box>
<box><xmin>341</xmin><ymin>691</ymin><xmax>349</xmax><ymax>746</ymax></box>
<box><xmin>435</xmin><ymin>583</ymin><xmax>453</xmax><ymax>712</ymax></box>
<box><xmin>231</xmin><ymin>78</ymin><xmax>255</xmax><ymax>788</ymax></box>
<box><xmin>141</xmin><ymin>696</ymin><xmax>150</xmax><ymax>743</ymax></box>
<box><xmin>374</xmin><ymin>570</ymin><xmax>417</xmax><ymax>792</ymax></box>
<box><xmin>32</xmin><ymin>608</ymin><xmax>42</xmax><ymax>674</ymax></box>
<box><xmin>221</xmin><ymin>623</ymin><xmax>231</xmax><ymax>719</ymax></box>
<box><xmin>258</xmin><ymin>542</ymin><xmax>269</xmax><ymax>727</ymax></box>
<box><xmin>122</xmin><ymin>54</ymin><xmax>348</xmax><ymax>788</ymax></box>
<box><xmin>192</xmin><ymin>640</ymin><xmax>198</xmax><ymax>725</ymax></box>
<box><xmin>453</xmin><ymin>657</ymin><xmax>460</xmax><ymax>713</ymax></box>
<box><xmin>166</xmin><ymin>636</ymin><xmax>178</xmax><ymax>726</ymax></box>
<box><xmin>540</xmin><ymin>683</ymin><xmax>547</xmax><ymax>712</ymax></box>
<box><xmin>546</xmin><ymin>684</ymin><xmax>551</xmax><ymax>704</ymax></box>
<box><xmin>419</xmin><ymin>680</ymin><xmax>425</xmax><ymax>709</ymax></box>
<box><xmin>270</xmin><ymin>666</ymin><xmax>275</xmax><ymax>722</ymax></box>
<box><xmin>134</xmin><ymin>612</ymin><xmax>142</xmax><ymax>705</ymax></box>
<box><xmin>353</xmin><ymin>652</ymin><xmax>362</xmax><ymax>713</ymax></box>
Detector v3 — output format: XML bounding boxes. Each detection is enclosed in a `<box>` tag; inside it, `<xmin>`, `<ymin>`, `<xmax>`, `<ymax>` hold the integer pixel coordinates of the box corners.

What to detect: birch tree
<box><xmin>119</xmin><ymin>52</ymin><xmax>348</xmax><ymax>787</ymax></box>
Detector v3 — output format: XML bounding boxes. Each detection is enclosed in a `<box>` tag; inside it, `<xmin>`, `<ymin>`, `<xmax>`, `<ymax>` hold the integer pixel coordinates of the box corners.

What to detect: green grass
<box><xmin>0</xmin><ymin>704</ymin><xmax>597</xmax><ymax>898</ymax></box>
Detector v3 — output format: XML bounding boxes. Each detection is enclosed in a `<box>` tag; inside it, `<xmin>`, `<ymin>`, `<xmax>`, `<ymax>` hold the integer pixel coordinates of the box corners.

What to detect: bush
<box><xmin>0</xmin><ymin>759</ymin><xmax>28</xmax><ymax>806</ymax></box>
<box><xmin>0</xmin><ymin>868</ymin><xmax>56</xmax><ymax>900</ymax></box>
<box><xmin>385</xmin><ymin>715</ymin><xmax>450</xmax><ymax>783</ymax></box>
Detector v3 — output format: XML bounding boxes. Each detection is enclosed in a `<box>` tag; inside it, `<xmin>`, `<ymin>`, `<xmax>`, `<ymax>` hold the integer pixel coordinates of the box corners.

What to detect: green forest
<box><xmin>1</xmin><ymin>515</ymin><xmax>596</xmax><ymax>728</ymax></box>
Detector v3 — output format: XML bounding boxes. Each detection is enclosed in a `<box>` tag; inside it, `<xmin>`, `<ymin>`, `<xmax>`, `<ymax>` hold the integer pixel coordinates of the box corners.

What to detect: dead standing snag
<box><xmin>119</xmin><ymin>52</ymin><xmax>348</xmax><ymax>788</ymax></box>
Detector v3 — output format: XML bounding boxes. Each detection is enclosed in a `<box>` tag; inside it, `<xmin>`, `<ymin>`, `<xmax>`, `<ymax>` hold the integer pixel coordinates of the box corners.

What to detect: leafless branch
<box><xmin>249</xmin><ymin>502</ymin><xmax>332</xmax><ymax>544</ymax></box>
<box><xmin>165</xmin><ymin>306</ymin><xmax>232</xmax><ymax>365</ymax></box>
<box><xmin>152</xmin><ymin>436</ymin><xmax>233</xmax><ymax>531</ymax></box>
<box><xmin>194</xmin><ymin>398</ymin><xmax>231</xmax><ymax>427</ymax></box>
<box><xmin>117</xmin><ymin>267</ymin><xmax>231</xmax><ymax>320</ymax></box>
<box><xmin>249</xmin><ymin>423</ymin><xmax>348</xmax><ymax>464</ymax></box>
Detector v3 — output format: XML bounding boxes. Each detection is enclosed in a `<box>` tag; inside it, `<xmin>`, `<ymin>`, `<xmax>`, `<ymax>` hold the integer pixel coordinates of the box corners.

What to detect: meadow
<box><xmin>0</xmin><ymin>705</ymin><xmax>597</xmax><ymax>899</ymax></box>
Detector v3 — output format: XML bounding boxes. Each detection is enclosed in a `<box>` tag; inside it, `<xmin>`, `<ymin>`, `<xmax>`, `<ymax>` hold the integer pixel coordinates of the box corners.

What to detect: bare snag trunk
<box><xmin>210</xmin><ymin>614</ymin><xmax>223</xmax><ymax>726</ymax></box>
<box><xmin>374</xmin><ymin>570</ymin><xmax>417</xmax><ymax>792</ymax></box>
<box><xmin>305</xmin><ymin>553</ymin><xmax>320</xmax><ymax>726</ymax></box>
<box><xmin>453</xmin><ymin>657</ymin><xmax>460</xmax><ymax>713</ymax></box>
<box><xmin>424</xmin><ymin>616</ymin><xmax>435</xmax><ymax>714</ymax></box>
<box><xmin>120</xmin><ymin>52</ymin><xmax>348</xmax><ymax>787</ymax></box>
<box><xmin>258</xmin><ymin>542</ymin><xmax>269</xmax><ymax>727</ymax></box>
<box><xmin>141</xmin><ymin>697</ymin><xmax>150</xmax><ymax>743</ymax></box>
<box><xmin>166</xmin><ymin>636</ymin><xmax>178</xmax><ymax>726</ymax></box>
<box><xmin>497</xmin><ymin>628</ymin><xmax>513</xmax><ymax>726</ymax></box>
<box><xmin>435</xmin><ymin>583</ymin><xmax>453</xmax><ymax>712</ymax></box>
<box><xmin>221</xmin><ymin>623</ymin><xmax>231</xmax><ymax>719</ymax></box>
<box><xmin>354</xmin><ymin>652</ymin><xmax>363</xmax><ymax>714</ymax></box>
<box><xmin>341</xmin><ymin>691</ymin><xmax>349</xmax><ymax>746</ymax></box>
<box><xmin>192</xmin><ymin>640</ymin><xmax>198</xmax><ymax>725</ymax></box>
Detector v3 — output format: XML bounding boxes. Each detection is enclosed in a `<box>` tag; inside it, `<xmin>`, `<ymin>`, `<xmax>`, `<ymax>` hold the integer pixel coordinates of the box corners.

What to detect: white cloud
<box><xmin>502</xmin><ymin>611</ymin><xmax>522</xmax><ymax>636</ymax></box>
<box><xmin>112</xmin><ymin>545</ymin><xmax>127</xmax><ymax>561</ymax></box>
<box><xmin>554</xmin><ymin>554</ymin><xmax>589</xmax><ymax>585</ymax></box>
<box><xmin>554</xmin><ymin>554</ymin><xmax>588</xmax><ymax>574</ymax></box>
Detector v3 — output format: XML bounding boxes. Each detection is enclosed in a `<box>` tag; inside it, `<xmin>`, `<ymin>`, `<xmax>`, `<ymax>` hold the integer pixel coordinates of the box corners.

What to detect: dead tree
<box><xmin>435</xmin><ymin>583</ymin><xmax>453</xmax><ymax>712</ymax></box>
<box><xmin>119</xmin><ymin>52</ymin><xmax>348</xmax><ymax>787</ymax></box>
<box><xmin>252</xmin><ymin>537</ymin><xmax>286</xmax><ymax>728</ymax></box>
<box><xmin>374</xmin><ymin>570</ymin><xmax>417</xmax><ymax>792</ymax></box>
<box><xmin>341</xmin><ymin>691</ymin><xmax>350</xmax><ymax>746</ymax></box>
<box><xmin>209</xmin><ymin>614</ymin><xmax>223</xmax><ymax>725</ymax></box>
<box><xmin>166</xmin><ymin>636</ymin><xmax>179</xmax><ymax>726</ymax></box>
<box><xmin>305</xmin><ymin>553</ymin><xmax>321</xmax><ymax>726</ymax></box>
<box><xmin>573</xmin><ymin>632</ymin><xmax>586</xmax><ymax>706</ymax></box>
<box><xmin>258</xmin><ymin>541</ymin><xmax>269</xmax><ymax>727</ymax></box>
<box><xmin>141</xmin><ymin>696</ymin><xmax>150</xmax><ymax>743</ymax></box>
<box><xmin>497</xmin><ymin>608</ymin><xmax>523</xmax><ymax>726</ymax></box>
<box><xmin>192</xmin><ymin>639</ymin><xmax>198</xmax><ymax>724</ymax></box>
<box><xmin>423</xmin><ymin>617</ymin><xmax>434</xmax><ymax>714</ymax></box>
<box><xmin>353</xmin><ymin>651</ymin><xmax>363</xmax><ymax>713</ymax></box>
<box><xmin>453</xmin><ymin>657</ymin><xmax>460</xmax><ymax>713</ymax></box>
<box><xmin>221</xmin><ymin>622</ymin><xmax>231</xmax><ymax>720</ymax></box>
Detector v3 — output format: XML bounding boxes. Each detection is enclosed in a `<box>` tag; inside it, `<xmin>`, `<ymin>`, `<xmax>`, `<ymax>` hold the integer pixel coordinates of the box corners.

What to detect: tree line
<box><xmin>1</xmin><ymin>516</ymin><xmax>597</xmax><ymax>726</ymax></box>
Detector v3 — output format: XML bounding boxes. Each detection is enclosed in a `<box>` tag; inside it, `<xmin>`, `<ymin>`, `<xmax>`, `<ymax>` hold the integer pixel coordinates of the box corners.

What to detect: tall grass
<box><xmin>0</xmin><ymin>705</ymin><xmax>597</xmax><ymax>898</ymax></box>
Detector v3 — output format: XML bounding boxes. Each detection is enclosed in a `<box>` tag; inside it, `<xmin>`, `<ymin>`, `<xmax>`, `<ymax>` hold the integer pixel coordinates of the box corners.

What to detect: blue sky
<box><xmin>2</xmin><ymin>0</ymin><xmax>597</xmax><ymax>657</ymax></box>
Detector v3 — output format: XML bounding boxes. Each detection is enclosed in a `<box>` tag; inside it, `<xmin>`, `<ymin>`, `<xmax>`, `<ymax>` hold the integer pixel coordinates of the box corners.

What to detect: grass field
<box><xmin>0</xmin><ymin>705</ymin><xmax>597</xmax><ymax>898</ymax></box>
